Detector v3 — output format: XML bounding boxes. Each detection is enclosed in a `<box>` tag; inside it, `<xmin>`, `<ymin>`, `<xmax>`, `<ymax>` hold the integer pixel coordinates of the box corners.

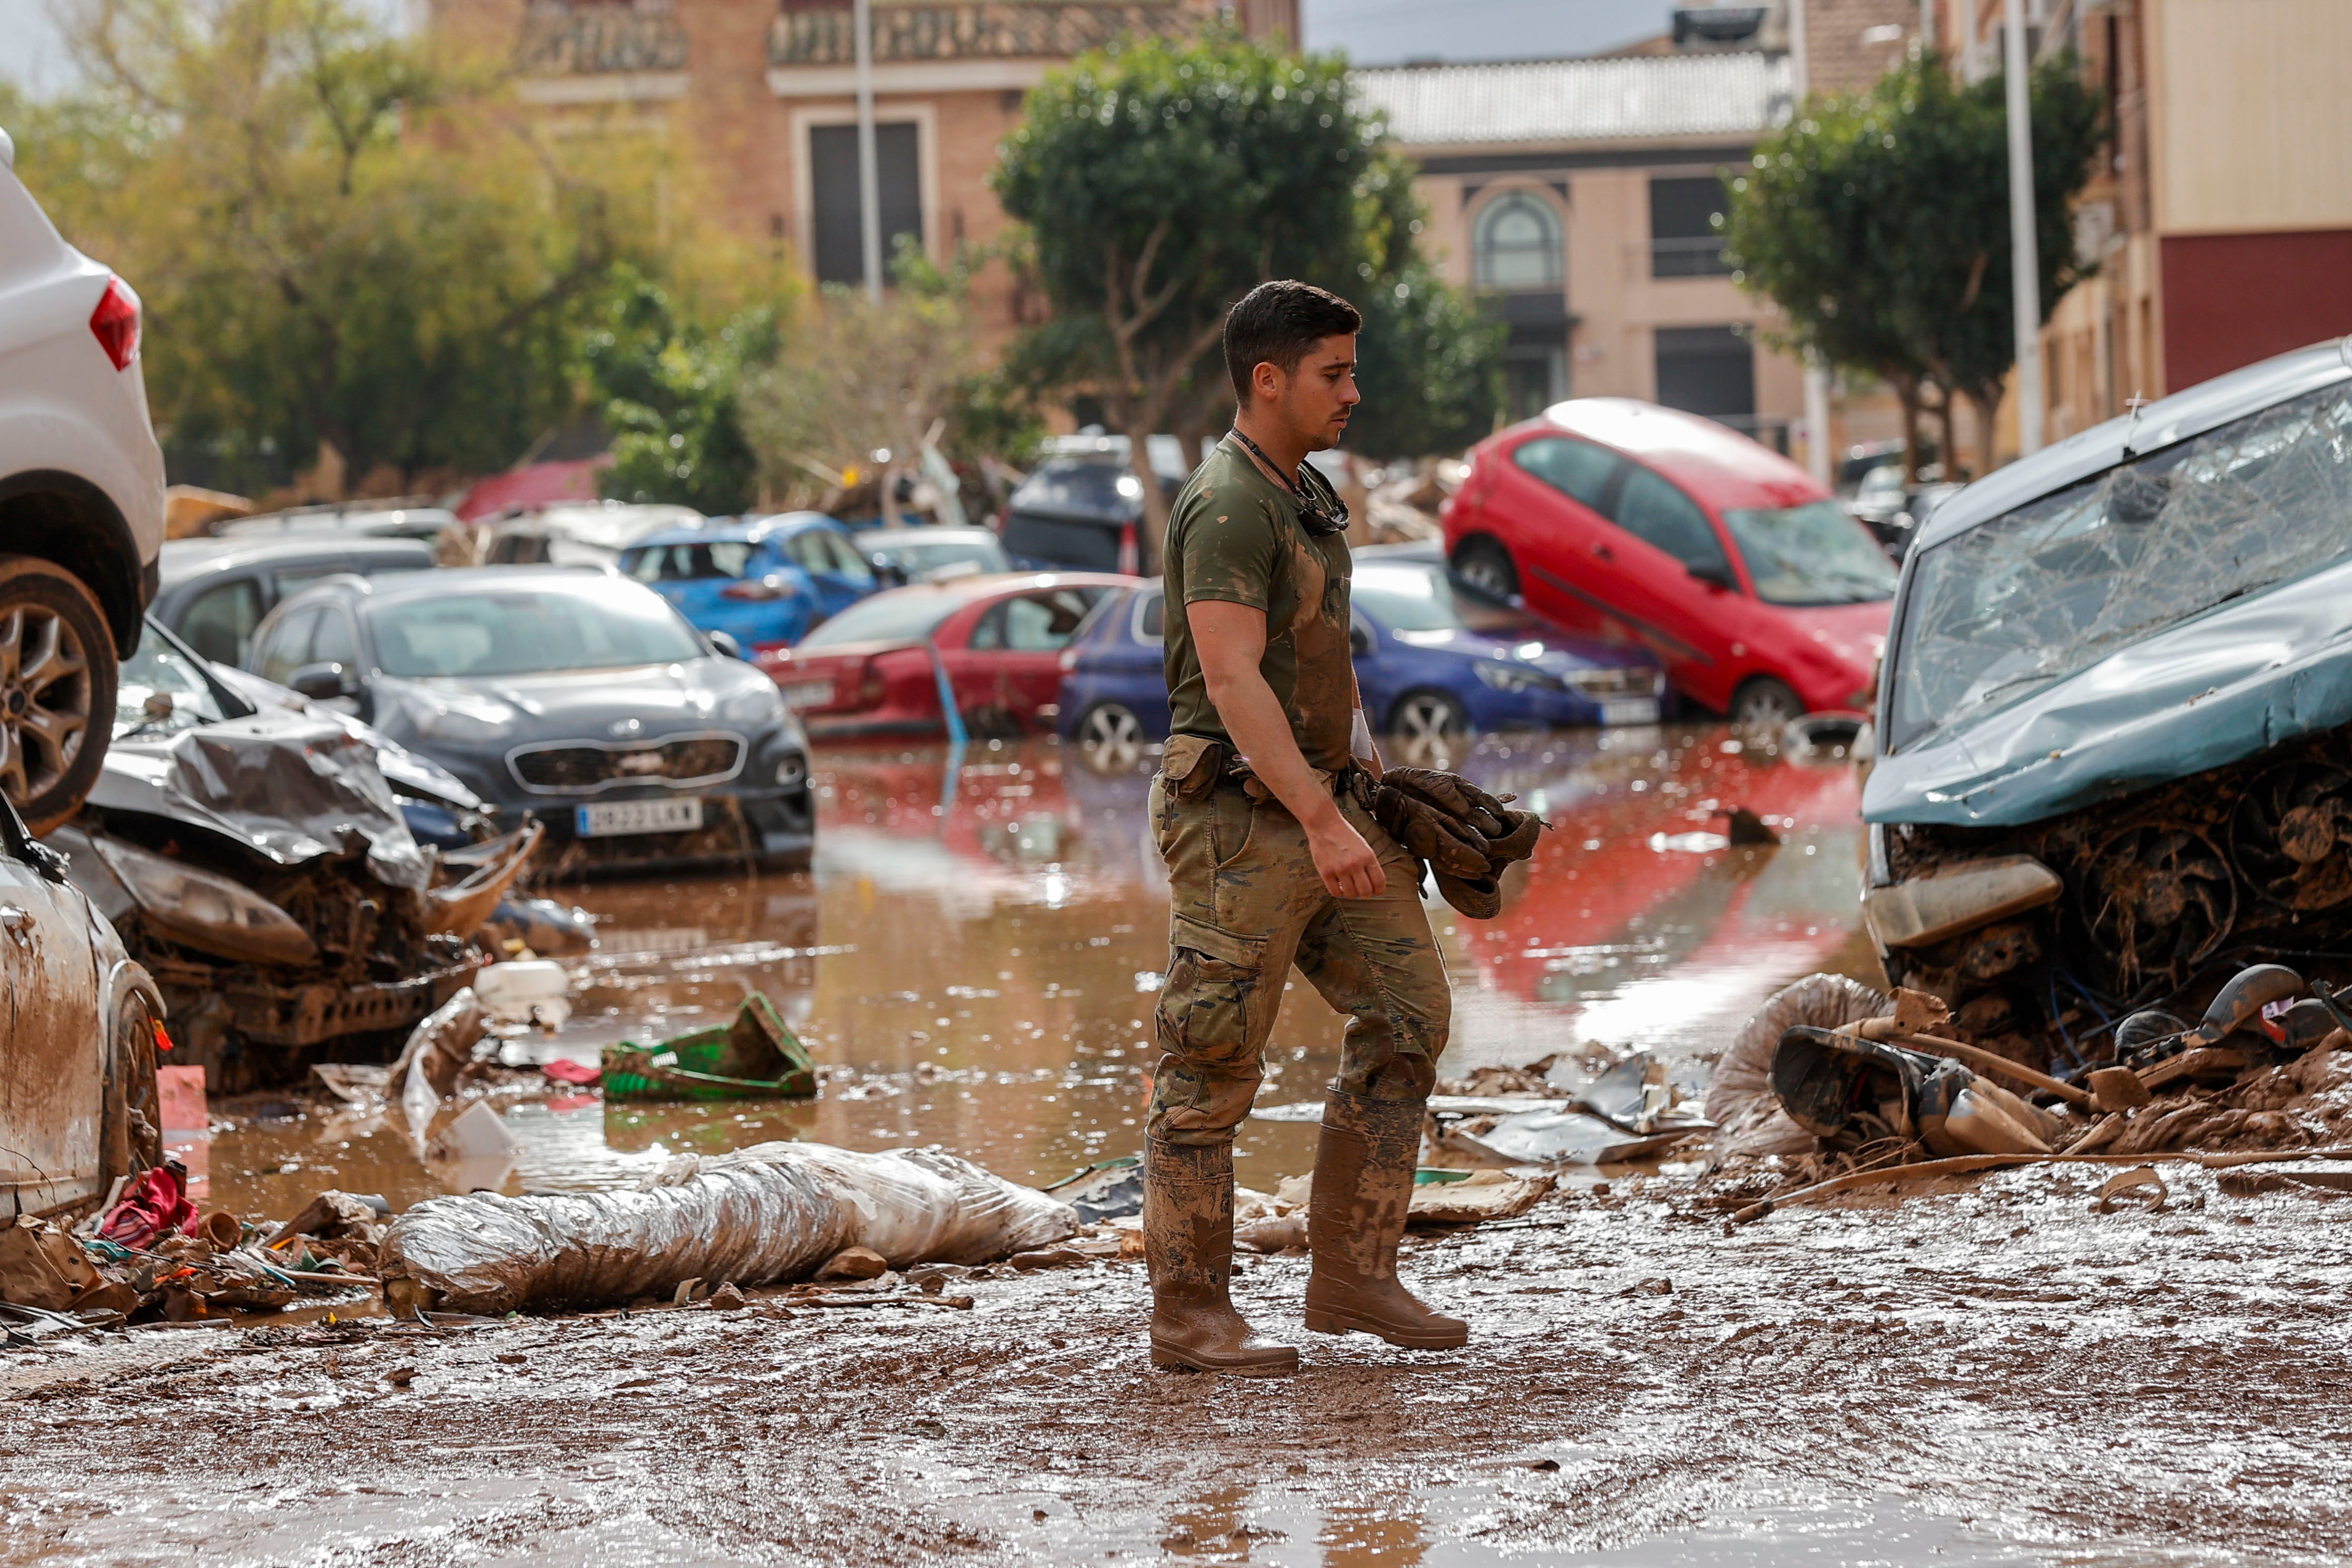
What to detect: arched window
<box><xmin>1472</xmin><ymin>191</ymin><xmax>1563</xmax><ymax>291</ymax></box>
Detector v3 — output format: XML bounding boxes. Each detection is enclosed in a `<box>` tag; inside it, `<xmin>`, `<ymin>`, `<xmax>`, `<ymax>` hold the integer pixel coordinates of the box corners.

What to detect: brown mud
<box><xmin>17</xmin><ymin>731</ymin><xmax>2343</xmax><ymax>1563</ymax></box>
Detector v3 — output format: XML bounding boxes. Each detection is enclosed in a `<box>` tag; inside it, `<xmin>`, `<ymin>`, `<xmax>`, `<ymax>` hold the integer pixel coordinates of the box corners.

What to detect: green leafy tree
<box><xmin>13</xmin><ymin>0</ymin><xmax>716</xmax><ymax>497</ymax></box>
<box><xmin>1346</xmin><ymin>261</ymin><xmax>1507</xmax><ymax>462</ymax></box>
<box><xmin>996</xmin><ymin>31</ymin><xmax>1447</xmax><ymax>554</ymax></box>
<box><xmin>1724</xmin><ymin>50</ymin><xmax>2104</xmax><ymax>477</ymax></box>
<box><xmin>586</xmin><ymin>273</ymin><xmax>775</xmax><ymax>515</ymax></box>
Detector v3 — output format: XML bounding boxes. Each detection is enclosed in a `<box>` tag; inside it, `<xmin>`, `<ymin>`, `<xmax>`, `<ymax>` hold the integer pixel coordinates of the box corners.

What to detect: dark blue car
<box><xmin>619</xmin><ymin>512</ymin><xmax>879</xmax><ymax>653</ymax></box>
<box><xmin>1056</xmin><ymin>550</ymin><xmax>1668</xmax><ymax>770</ymax></box>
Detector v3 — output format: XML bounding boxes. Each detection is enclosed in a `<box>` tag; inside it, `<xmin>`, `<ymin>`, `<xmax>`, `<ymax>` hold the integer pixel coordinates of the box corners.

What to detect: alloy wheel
<box><xmin>0</xmin><ymin>601</ymin><xmax>93</xmax><ymax>807</ymax></box>
<box><xmin>1390</xmin><ymin>692</ymin><xmax>1469</xmax><ymax>767</ymax></box>
<box><xmin>1077</xmin><ymin>703</ymin><xmax>1145</xmax><ymax>774</ymax></box>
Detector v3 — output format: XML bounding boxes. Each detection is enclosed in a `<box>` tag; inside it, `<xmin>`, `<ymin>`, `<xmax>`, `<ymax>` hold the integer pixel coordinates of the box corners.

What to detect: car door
<box><xmin>0</xmin><ymin>810</ymin><xmax>104</xmax><ymax>1215</ymax></box>
<box><xmin>951</xmin><ymin>588</ymin><xmax>1105</xmax><ymax>727</ymax></box>
<box><xmin>252</xmin><ymin>604</ymin><xmax>321</xmax><ymax>684</ymax></box>
<box><xmin>1497</xmin><ymin>435</ymin><xmax>1628</xmax><ymax>637</ymax></box>
<box><xmin>1349</xmin><ymin>611</ymin><xmax>1403</xmax><ymax>724</ymax></box>
<box><xmin>1581</xmin><ymin>464</ymin><xmax>1744</xmax><ymax>704</ymax></box>
<box><xmin>174</xmin><ymin>575</ymin><xmax>265</xmax><ymax>666</ymax></box>
<box><xmin>807</xmin><ymin>528</ymin><xmax>880</xmax><ymax>620</ymax></box>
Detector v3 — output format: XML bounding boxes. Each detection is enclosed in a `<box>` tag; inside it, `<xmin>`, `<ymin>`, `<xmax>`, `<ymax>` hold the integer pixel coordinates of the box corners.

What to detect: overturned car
<box><xmin>48</xmin><ymin>623</ymin><xmax>528</xmax><ymax>1091</ymax></box>
<box><xmin>1863</xmin><ymin>341</ymin><xmax>2352</xmax><ymax>1072</ymax></box>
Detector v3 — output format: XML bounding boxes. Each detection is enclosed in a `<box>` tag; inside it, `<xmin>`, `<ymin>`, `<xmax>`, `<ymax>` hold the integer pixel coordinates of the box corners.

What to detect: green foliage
<box><xmin>1723</xmin><ymin>48</ymin><xmax>2107</xmax><ymax>469</ymax></box>
<box><xmin>11</xmin><ymin>0</ymin><xmax>759</xmax><ymax>498</ymax></box>
<box><xmin>993</xmin><ymin>29</ymin><xmax>1499</xmax><ymax>538</ymax></box>
<box><xmin>586</xmin><ymin>273</ymin><xmax>775</xmax><ymax>515</ymax></box>
<box><xmin>1346</xmin><ymin>261</ymin><xmax>1507</xmax><ymax>461</ymax></box>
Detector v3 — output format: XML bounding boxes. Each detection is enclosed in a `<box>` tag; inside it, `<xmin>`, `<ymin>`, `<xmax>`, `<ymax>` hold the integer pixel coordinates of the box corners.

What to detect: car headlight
<box><xmin>402</xmin><ymin>691</ymin><xmax>516</xmax><ymax>742</ymax></box>
<box><xmin>723</xmin><ymin>683</ymin><xmax>788</xmax><ymax>725</ymax></box>
<box><xmin>1863</xmin><ymin>854</ymin><xmax>2063</xmax><ymax>950</ymax></box>
<box><xmin>93</xmin><ymin>837</ymin><xmax>317</xmax><ymax>966</ymax></box>
<box><xmin>1472</xmin><ymin>660</ymin><xmax>1563</xmax><ymax>694</ymax></box>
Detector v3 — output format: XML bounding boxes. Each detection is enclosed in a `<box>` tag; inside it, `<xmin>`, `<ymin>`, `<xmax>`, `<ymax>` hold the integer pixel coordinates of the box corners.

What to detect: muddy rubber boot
<box><xmin>1303</xmin><ymin>1090</ymin><xmax>1469</xmax><ymax>1348</ymax></box>
<box><xmin>1144</xmin><ymin>1140</ymin><xmax>1299</xmax><ymax>1376</ymax></box>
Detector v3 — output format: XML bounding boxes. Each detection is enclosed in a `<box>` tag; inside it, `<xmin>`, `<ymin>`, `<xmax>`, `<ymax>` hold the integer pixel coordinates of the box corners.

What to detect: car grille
<box><xmin>507</xmin><ymin>732</ymin><xmax>745</xmax><ymax>794</ymax></box>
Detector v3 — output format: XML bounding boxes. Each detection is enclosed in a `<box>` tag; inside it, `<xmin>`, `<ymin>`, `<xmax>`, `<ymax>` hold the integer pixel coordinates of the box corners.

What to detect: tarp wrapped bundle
<box><xmin>379</xmin><ymin>1141</ymin><xmax>1079</xmax><ymax>1315</ymax></box>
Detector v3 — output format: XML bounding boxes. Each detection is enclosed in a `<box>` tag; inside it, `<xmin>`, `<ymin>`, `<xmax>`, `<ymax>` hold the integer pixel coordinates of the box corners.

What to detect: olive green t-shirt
<box><xmin>1162</xmin><ymin>437</ymin><xmax>1355</xmax><ymax>772</ymax></box>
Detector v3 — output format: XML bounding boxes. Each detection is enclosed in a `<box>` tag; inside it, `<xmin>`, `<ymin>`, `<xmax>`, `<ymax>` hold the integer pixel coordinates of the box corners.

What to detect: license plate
<box><xmin>779</xmin><ymin>680</ymin><xmax>834</xmax><ymax>708</ymax></box>
<box><xmin>1600</xmin><ymin>698</ymin><xmax>1661</xmax><ymax>726</ymax></box>
<box><xmin>576</xmin><ymin>797</ymin><xmax>704</xmax><ymax>837</ymax></box>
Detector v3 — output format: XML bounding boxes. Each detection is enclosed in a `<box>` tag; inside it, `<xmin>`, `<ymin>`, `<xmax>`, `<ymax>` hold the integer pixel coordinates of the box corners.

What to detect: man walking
<box><xmin>1144</xmin><ymin>280</ymin><xmax>1463</xmax><ymax>1376</ymax></box>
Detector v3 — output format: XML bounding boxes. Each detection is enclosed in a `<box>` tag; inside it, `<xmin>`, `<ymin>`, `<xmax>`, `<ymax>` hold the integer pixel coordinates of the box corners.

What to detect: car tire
<box><xmin>1451</xmin><ymin>537</ymin><xmax>1520</xmax><ymax>600</ymax></box>
<box><xmin>1387</xmin><ymin>688</ymin><xmax>1471</xmax><ymax>767</ymax></box>
<box><xmin>1730</xmin><ymin>676</ymin><xmax>1806</xmax><ymax>731</ymax></box>
<box><xmin>102</xmin><ymin>978</ymin><xmax>164</xmax><ymax>1185</ymax></box>
<box><xmin>0</xmin><ymin>555</ymin><xmax>117</xmax><ymax>834</ymax></box>
<box><xmin>1075</xmin><ymin>702</ymin><xmax>1146</xmax><ymax>774</ymax></box>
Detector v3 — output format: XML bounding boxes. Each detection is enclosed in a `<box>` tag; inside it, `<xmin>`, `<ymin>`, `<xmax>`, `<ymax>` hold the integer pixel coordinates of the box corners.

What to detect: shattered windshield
<box><xmin>114</xmin><ymin>641</ymin><xmax>224</xmax><ymax>737</ymax></box>
<box><xmin>1720</xmin><ymin>501</ymin><xmax>1898</xmax><ymax>605</ymax></box>
<box><xmin>1888</xmin><ymin>381</ymin><xmax>2352</xmax><ymax>752</ymax></box>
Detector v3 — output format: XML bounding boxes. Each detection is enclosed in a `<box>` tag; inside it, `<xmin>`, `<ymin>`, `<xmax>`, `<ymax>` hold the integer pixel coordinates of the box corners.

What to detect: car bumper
<box><xmin>517</xmin><ymin>786</ymin><xmax>816</xmax><ymax>877</ymax></box>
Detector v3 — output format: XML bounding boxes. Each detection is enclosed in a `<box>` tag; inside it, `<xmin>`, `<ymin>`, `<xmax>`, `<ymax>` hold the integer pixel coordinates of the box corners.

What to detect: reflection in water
<box><xmin>207</xmin><ymin>728</ymin><xmax>1865</xmax><ymax>1217</ymax></box>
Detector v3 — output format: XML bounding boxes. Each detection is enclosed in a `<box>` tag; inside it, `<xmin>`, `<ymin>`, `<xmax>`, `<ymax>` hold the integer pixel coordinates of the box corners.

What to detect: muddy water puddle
<box><xmin>203</xmin><ymin>726</ymin><xmax>1867</xmax><ymax>1219</ymax></box>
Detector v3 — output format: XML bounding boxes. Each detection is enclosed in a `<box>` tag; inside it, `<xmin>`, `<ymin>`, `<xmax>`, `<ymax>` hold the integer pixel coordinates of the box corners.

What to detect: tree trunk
<box><xmin>1966</xmin><ymin>389</ymin><xmax>2000</xmax><ymax>480</ymax></box>
<box><xmin>1893</xmin><ymin>374</ymin><xmax>1923</xmax><ymax>485</ymax></box>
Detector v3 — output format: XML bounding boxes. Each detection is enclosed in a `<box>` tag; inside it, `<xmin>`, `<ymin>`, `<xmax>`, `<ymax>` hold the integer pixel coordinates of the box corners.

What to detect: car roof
<box><xmin>324</xmin><ymin>565</ymin><xmax>629</xmax><ymax>605</ymax></box>
<box><xmin>215</xmin><ymin>507</ymin><xmax>456</xmax><ymax>536</ymax></box>
<box><xmin>1909</xmin><ymin>338</ymin><xmax>2352</xmax><ymax>555</ymax></box>
<box><xmin>1526</xmin><ymin>397</ymin><xmax>1825</xmax><ymax>511</ymax></box>
<box><xmin>628</xmin><ymin>511</ymin><xmax>841</xmax><ymax>549</ymax></box>
<box><xmin>159</xmin><ymin>535</ymin><xmax>435</xmax><ymax>584</ymax></box>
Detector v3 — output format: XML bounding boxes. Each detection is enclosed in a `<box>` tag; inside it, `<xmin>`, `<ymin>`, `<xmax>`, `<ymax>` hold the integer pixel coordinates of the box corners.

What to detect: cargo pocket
<box><xmin>1157</xmin><ymin>914</ymin><xmax>1271</xmax><ymax>1069</ymax></box>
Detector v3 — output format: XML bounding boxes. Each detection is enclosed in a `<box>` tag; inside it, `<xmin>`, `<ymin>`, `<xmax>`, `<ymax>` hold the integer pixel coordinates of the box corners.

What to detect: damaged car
<box><xmin>1863</xmin><ymin>340</ymin><xmax>2352</xmax><ymax>1072</ymax></box>
<box><xmin>0</xmin><ymin>790</ymin><xmax>164</xmax><ymax>1220</ymax></box>
<box><xmin>48</xmin><ymin>622</ymin><xmax>527</xmax><ymax>1091</ymax></box>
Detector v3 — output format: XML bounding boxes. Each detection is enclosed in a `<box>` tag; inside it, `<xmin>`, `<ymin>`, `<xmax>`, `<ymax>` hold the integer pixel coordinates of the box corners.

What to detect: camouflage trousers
<box><xmin>1146</xmin><ymin>743</ymin><xmax>1452</xmax><ymax>1147</ymax></box>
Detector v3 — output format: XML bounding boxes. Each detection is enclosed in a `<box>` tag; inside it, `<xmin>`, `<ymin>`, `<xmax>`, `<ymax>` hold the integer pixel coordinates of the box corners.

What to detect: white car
<box><xmin>0</xmin><ymin>125</ymin><xmax>168</xmax><ymax>831</ymax></box>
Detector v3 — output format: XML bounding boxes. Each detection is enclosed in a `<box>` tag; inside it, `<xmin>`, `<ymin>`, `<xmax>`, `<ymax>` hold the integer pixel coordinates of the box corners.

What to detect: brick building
<box><xmin>1932</xmin><ymin>0</ymin><xmax>2352</xmax><ymax>450</ymax></box>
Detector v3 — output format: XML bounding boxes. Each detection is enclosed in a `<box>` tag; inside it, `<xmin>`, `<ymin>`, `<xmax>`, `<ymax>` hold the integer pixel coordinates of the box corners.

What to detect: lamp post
<box><xmin>1789</xmin><ymin>0</ymin><xmax>1834</xmax><ymax>485</ymax></box>
<box><xmin>2003</xmin><ymin>0</ymin><xmax>2043</xmax><ymax>456</ymax></box>
<box><xmin>854</xmin><ymin>0</ymin><xmax>883</xmax><ymax>303</ymax></box>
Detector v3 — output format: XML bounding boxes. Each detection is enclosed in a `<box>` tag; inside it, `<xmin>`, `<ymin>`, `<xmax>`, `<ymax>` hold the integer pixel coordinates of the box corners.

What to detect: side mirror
<box><xmin>1686</xmin><ymin>561</ymin><xmax>1737</xmax><ymax>593</ymax></box>
<box><xmin>875</xmin><ymin>560</ymin><xmax>909</xmax><ymax>588</ymax></box>
<box><xmin>289</xmin><ymin>662</ymin><xmax>355</xmax><ymax>700</ymax></box>
<box><xmin>707</xmin><ymin>630</ymin><xmax>744</xmax><ymax>660</ymax></box>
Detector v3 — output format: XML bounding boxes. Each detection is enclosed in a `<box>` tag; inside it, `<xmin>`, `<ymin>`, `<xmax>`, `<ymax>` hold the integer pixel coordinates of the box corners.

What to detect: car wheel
<box><xmin>1451</xmin><ymin>538</ymin><xmax>1520</xmax><ymax>600</ymax></box>
<box><xmin>1388</xmin><ymin>689</ymin><xmax>1471</xmax><ymax>767</ymax></box>
<box><xmin>1730</xmin><ymin>676</ymin><xmax>1805</xmax><ymax>731</ymax></box>
<box><xmin>1075</xmin><ymin>702</ymin><xmax>1146</xmax><ymax>774</ymax></box>
<box><xmin>0</xmin><ymin>556</ymin><xmax>116</xmax><ymax>834</ymax></box>
<box><xmin>102</xmin><ymin>979</ymin><xmax>164</xmax><ymax>1184</ymax></box>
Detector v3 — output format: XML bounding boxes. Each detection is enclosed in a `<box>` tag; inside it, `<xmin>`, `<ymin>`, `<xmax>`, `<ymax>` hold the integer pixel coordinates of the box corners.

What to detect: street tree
<box><xmin>996</xmin><ymin>32</ymin><xmax>1477</xmax><ymax>554</ymax></box>
<box><xmin>1723</xmin><ymin>50</ymin><xmax>2104</xmax><ymax>477</ymax></box>
<box><xmin>14</xmin><ymin>0</ymin><xmax>729</xmax><ymax>498</ymax></box>
<box><xmin>585</xmin><ymin>272</ymin><xmax>777</xmax><ymax>515</ymax></box>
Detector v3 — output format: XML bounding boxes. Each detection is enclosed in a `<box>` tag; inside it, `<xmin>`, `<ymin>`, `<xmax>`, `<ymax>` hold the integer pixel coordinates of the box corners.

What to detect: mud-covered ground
<box><xmin>8</xmin><ymin>1160</ymin><xmax>2351</xmax><ymax>1566</ymax></box>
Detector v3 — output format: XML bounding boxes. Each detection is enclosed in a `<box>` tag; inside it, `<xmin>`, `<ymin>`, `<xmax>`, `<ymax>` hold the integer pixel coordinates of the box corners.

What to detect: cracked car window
<box><xmin>1887</xmin><ymin>381</ymin><xmax>2352</xmax><ymax>753</ymax></box>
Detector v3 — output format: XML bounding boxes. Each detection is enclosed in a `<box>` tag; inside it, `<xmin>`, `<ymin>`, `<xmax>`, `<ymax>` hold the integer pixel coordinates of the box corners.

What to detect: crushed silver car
<box><xmin>1864</xmin><ymin>340</ymin><xmax>2352</xmax><ymax>1069</ymax></box>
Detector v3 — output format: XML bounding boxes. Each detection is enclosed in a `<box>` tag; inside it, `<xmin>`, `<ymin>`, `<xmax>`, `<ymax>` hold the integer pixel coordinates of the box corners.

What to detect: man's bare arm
<box><xmin>1189</xmin><ymin>598</ymin><xmax>1384</xmax><ymax>900</ymax></box>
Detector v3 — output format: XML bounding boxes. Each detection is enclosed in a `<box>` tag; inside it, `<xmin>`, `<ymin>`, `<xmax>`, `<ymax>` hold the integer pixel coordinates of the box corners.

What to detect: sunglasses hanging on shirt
<box><xmin>1230</xmin><ymin>430</ymin><xmax>1352</xmax><ymax>537</ymax></box>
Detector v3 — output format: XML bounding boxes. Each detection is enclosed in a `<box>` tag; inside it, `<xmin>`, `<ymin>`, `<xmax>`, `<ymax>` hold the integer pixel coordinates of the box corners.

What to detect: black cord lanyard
<box><xmin>1227</xmin><ymin>430</ymin><xmax>1350</xmax><ymax>536</ymax></box>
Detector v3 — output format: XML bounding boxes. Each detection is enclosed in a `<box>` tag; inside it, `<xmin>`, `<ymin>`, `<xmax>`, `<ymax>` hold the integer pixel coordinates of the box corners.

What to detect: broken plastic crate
<box><xmin>600</xmin><ymin>994</ymin><xmax>816</xmax><ymax>1101</ymax></box>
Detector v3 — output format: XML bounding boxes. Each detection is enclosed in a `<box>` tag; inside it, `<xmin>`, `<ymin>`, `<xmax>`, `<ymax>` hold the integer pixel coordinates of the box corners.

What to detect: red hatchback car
<box><xmin>757</xmin><ymin>571</ymin><xmax>1135</xmax><ymax>738</ymax></box>
<box><xmin>1443</xmin><ymin>399</ymin><xmax>1897</xmax><ymax>725</ymax></box>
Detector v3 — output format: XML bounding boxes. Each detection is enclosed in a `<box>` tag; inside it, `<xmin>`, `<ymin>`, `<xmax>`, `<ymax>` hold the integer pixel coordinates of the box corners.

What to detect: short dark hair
<box><xmin>1223</xmin><ymin>280</ymin><xmax>1362</xmax><ymax>402</ymax></box>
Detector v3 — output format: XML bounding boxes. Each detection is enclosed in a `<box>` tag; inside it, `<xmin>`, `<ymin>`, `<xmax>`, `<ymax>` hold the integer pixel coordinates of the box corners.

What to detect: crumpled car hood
<box><xmin>1864</xmin><ymin>555</ymin><xmax>2352</xmax><ymax>827</ymax></box>
<box><xmin>91</xmin><ymin>711</ymin><xmax>431</xmax><ymax>889</ymax></box>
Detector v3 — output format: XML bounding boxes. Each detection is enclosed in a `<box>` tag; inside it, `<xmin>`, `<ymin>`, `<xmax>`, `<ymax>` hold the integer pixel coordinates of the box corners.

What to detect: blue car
<box><xmin>1056</xmin><ymin>549</ymin><xmax>1668</xmax><ymax>770</ymax></box>
<box><xmin>619</xmin><ymin>512</ymin><xmax>880</xmax><ymax>653</ymax></box>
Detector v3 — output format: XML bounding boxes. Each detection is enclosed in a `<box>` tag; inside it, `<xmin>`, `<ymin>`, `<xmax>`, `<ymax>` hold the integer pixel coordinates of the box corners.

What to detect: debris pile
<box><xmin>1706</xmin><ymin>965</ymin><xmax>2352</xmax><ymax>1219</ymax></box>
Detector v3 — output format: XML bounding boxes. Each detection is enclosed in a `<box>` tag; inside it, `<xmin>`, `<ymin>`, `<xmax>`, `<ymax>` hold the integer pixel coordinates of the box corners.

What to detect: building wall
<box><xmin>2149</xmin><ymin>0</ymin><xmax>2352</xmax><ymax>235</ymax></box>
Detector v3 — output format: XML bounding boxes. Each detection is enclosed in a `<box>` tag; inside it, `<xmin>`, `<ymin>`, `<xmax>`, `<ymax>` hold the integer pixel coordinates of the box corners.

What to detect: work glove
<box><xmin>1356</xmin><ymin>767</ymin><xmax>1546</xmax><ymax>919</ymax></box>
